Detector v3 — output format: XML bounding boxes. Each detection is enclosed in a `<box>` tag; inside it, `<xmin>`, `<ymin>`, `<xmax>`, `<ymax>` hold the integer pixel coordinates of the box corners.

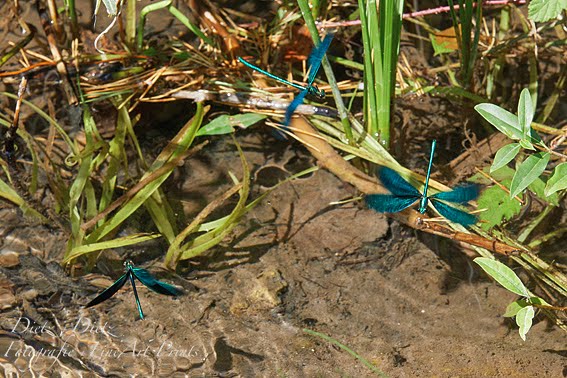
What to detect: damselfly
<box><xmin>85</xmin><ymin>260</ymin><xmax>181</xmax><ymax>320</ymax></box>
<box><xmin>238</xmin><ymin>33</ymin><xmax>334</xmax><ymax>127</ymax></box>
<box><xmin>366</xmin><ymin>140</ymin><xmax>479</xmax><ymax>227</ymax></box>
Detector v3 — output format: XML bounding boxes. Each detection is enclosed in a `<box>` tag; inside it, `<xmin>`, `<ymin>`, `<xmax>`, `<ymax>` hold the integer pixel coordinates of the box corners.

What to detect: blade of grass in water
<box><xmin>303</xmin><ymin>329</ymin><xmax>388</xmax><ymax>377</ymax></box>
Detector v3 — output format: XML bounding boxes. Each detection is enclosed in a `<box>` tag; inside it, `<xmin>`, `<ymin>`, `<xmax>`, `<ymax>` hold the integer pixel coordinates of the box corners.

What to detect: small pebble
<box><xmin>0</xmin><ymin>289</ymin><xmax>16</xmax><ymax>310</ymax></box>
<box><xmin>20</xmin><ymin>289</ymin><xmax>38</xmax><ymax>301</ymax></box>
<box><xmin>0</xmin><ymin>250</ymin><xmax>20</xmax><ymax>268</ymax></box>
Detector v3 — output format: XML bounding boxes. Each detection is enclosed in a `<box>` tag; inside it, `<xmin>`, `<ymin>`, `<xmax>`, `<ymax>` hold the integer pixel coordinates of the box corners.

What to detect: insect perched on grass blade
<box><xmin>85</xmin><ymin>260</ymin><xmax>181</xmax><ymax>320</ymax></box>
<box><xmin>366</xmin><ymin>140</ymin><xmax>480</xmax><ymax>227</ymax></box>
<box><xmin>238</xmin><ymin>33</ymin><xmax>334</xmax><ymax>127</ymax></box>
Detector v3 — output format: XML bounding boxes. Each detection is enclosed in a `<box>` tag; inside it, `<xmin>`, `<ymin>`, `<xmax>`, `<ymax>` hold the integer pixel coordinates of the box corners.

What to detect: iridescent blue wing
<box><xmin>132</xmin><ymin>267</ymin><xmax>181</xmax><ymax>296</ymax></box>
<box><xmin>283</xmin><ymin>89</ymin><xmax>308</xmax><ymax>127</ymax></box>
<box><xmin>366</xmin><ymin>194</ymin><xmax>419</xmax><ymax>213</ymax></box>
<box><xmin>430</xmin><ymin>184</ymin><xmax>480</xmax><ymax>204</ymax></box>
<box><xmin>430</xmin><ymin>199</ymin><xmax>478</xmax><ymax>227</ymax></box>
<box><xmin>378</xmin><ymin>167</ymin><xmax>421</xmax><ymax>197</ymax></box>
<box><xmin>85</xmin><ymin>273</ymin><xmax>128</xmax><ymax>308</ymax></box>
<box><xmin>307</xmin><ymin>33</ymin><xmax>334</xmax><ymax>85</ymax></box>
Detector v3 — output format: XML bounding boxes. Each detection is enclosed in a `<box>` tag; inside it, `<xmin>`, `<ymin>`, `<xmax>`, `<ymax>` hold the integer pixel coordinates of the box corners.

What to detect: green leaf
<box><xmin>474</xmin><ymin>257</ymin><xmax>529</xmax><ymax>297</ymax></box>
<box><xmin>529</xmin><ymin>176</ymin><xmax>559</xmax><ymax>206</ymax></box>
<box><xmin>477</xmin><ymin>182</ymin><xmax>521</xmax><ymax>229</ymax></box>
<box><xmin>197</xmin><ymin>113</ymin><xmax>266</xmax><ymax>136</ymax></box>
<box><xmin>529</xmin><ymin>296</ymin><xmax>551</xmax><ymax>306</ymax></box>
<box><xmin>545</xmin><ymin>162</ymin><xmax>567</xmax><ymax>197</ymax></box>
<box><xmin>528</xmin><ymin>0</ymin><xmax>567</xmax><ymax>22</ymax></box>
<box><xmin>469</xmin><ymin>166</ymin><xmax>515</xmax><ymax>185</ymax></box>
<box><xmin>475</xmin><ymin>104</ymin><xmax>522</xmax><ymax>140</ymax></box>
<box><xmin>519</xmin><ymin>139</ymin><xmax>535</xmax><ymax>150</ymax></box>
<box><xmin>510</xmin><ymin>152</ymin><xmax>550</xmax><ymax>198</ymax></box>
<box><xmin>517</xmin><ymin>88</ymin><xmax>534</xmax><ymax>139</ymax></box>
<box><xmin>491</xmin><ymin>143</ymin><xmax>520</xmax><ymax>173</ymax></box>
<box><xmin>516</xmin><ymin>305</ymin><xmax>534</xmax><ymax>341</ymax></box>
<box><xmin>503</xmin><ymin>299</ymin><xmax>528</xmax><ymax>318</ymax></box>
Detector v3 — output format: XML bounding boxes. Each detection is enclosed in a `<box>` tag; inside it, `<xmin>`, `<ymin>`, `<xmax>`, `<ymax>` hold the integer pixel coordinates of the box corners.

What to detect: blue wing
<box><xmin>378</xmin><ymin>167</ymin><xmax>421</xmax><ymax>197</ymax></box>
<box><xmin>366</xmin><ymin>194</ymin><xmax>419</xmax><ymax>213</ymax></box>
<box><xmin>430</xmin><ymin>184</ymin><xmax>480</xmax><ymax>204</ymax></box>
<box><xmin>283</xmin><ymin>89</ymin><xmax>308</xmax><ymax>127</ymax></box>
<box><xmin>85</xmin><ymin>273</ymin><xmax>128</xmax><ymax>308</ymax></box>
<box><xmin>132</xmin><ymin>267</ymin><xmax>181</xmax><ymax>296</ymax></box>
<box><xmin>307</xmin><ymin>33</ymin><xmax>334</xmax><ymax>85</ymax></box>
<box><xmin>431</xmin><ymin>199</ymin><xmax>478</xmax><ymax>227</ymax></box>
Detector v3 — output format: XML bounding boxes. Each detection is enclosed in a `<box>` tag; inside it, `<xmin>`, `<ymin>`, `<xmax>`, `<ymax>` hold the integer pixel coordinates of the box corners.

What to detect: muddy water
<box><xmin>0</xmin><ymin>1</ymin><xmax>566</xmax><ymax>377</ymax></box>
<box><xmin>0</xmin><ymin>133</ymin><xmax>565</xmax><ymax>376</ymax></box>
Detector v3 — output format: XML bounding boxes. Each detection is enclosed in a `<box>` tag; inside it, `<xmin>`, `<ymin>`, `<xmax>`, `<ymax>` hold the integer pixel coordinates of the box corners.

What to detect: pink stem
<box><xmin>319</xmin><ymin>0</ymin><xmax>526</xmax><ymax>28</ymax></box>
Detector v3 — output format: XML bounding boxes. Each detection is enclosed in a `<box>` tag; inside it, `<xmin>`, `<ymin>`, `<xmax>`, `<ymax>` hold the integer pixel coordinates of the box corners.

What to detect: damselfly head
<box><xmin>308</xmin><ymin>84</ymin><xmax>325</xmax><ymax>99</ymax></box>
<box><xmin>124</xmin><ymin>260</ymin><xmax>134</xmax><ymax>270</ymax></box>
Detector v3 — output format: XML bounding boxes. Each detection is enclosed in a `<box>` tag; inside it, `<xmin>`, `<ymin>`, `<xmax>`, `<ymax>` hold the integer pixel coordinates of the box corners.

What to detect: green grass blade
<box><xmin>64</xmin><ymin>233</ymin><xmax>161</xmax><ymax>263</ymax></box>
<box><xmin>66</xmin><ymin>106</ymin><xmax>97</xmax><ymax>255</ymax></box>
<box><xmin>303</xmin><ymin>329</ymin><xmax>388</xmax><ymax>377</ymax></box>
<box><xmin>85</xmin><ymin>103</ymin><xmax>204</xmax><ymax>244</ymax></box>
<box><xmin>356</xmin><ymin>0</ymin><xmax>402</xmax><ymax>147</ymax></box>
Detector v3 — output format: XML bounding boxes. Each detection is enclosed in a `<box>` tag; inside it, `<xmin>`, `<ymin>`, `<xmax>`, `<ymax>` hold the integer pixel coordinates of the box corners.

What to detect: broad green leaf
<box><xmin>518</xmin><ymin>89</ymin><xmax>534</xmax><ymax>139</ymax></box>
<box><xmin>545</xmin><ymin>162</ymin><xmax>567</xmax><ymax>196</ymax></box>
<box><xmin>529</xmin><ymin>296</ymin><xmax>551</xmax><ymax>306</ymax></box>
<box><xmin>516</xmin><ymin>305</ymin><xmax>534</xmax><ymax>341</ymax></box>
<box><xmin>489</xmin><ymin>166</ymin><xmax>515</xmax><ymax>181</ymax></box>
<box><xmin>475</xmin><ymin>104</ymin><xmax>522</xmax><ymax>140</ymax></box>
<box><xmin>197</xmin><ymin>113</ymin><xmax>266</xmax><ymax>136</ymax></box>
<box><xmin>477</xmin><ymin>182</ymin><xmax>521</xmax><ymax>229</ymax></box>
<box><xmin>529</xmin><ymin>176</ymin><xmax>559</xmax><ymax>206</ymax></box>
<box><xmin>503</xmin><ymin>299</ymin><xmax>528</xmax><ymax>318</ymax></box>
<box><xmin>510</xmin><ymin>152</ymin><xmax>550</xmax><ymax>198</ymax></box>
<box><xmin>474</xmin><ymin>257</ymin><xmax>529</xmax><ymax>297</ymax></box>
<box><xmin>504</xmin><ymin>297</ymin><xmax>550</xmax><ymax>318</ymax></box>
<box><xmin>491</xmin><ymin>143</ymin><xmax>520</xmax><ymax>173</ymax></box>
<box><xmin>519</xmin><ymin>139</ymin><xmax>535</xmax><ymax>151</ymax></box>
<box><xmin>528</xmin><ymin>0</ymin><xmax>567</xmax><ymax>22</ymax></box>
